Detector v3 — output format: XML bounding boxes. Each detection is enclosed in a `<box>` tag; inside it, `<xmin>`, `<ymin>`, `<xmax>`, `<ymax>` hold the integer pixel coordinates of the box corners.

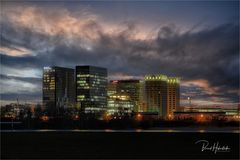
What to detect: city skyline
<box><xmin>0</xmin><ymin>1</ymin><xmax>239</xmax><ymax>107</ymax></box>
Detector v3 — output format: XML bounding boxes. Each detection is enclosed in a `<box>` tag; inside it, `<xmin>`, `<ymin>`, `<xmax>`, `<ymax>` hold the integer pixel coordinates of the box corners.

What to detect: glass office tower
<box><xmin>107</xmin><ymin>92</ymin><xmax>134</xmax><ymax>115</ymax></box>
<box><xmin>43</xmin><ymin>66</ymin><xmax>75</xmax><ymax>110</ymax></box>
<box><xmin>109</xmin><ymin>80</ymin><xmax>141</xmax><ymax>112</ymax></box>
<box><xmin>76</xmin><ymin>66</ymin><xmax>107</xmax><ymax>113</ymax></box>
<box><xmin>167</xmin><ymin>77</ymin><xmax>180</xmax><ymax>117</ymax></box>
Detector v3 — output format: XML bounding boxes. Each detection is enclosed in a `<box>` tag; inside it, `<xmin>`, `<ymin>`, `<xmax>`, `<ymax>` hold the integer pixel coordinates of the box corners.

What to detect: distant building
<box><xmin>173</xmin><ymin>105</ymin><xmax>240</xmax><ymax>121</ymax></box>
<box><xmin>76</xmin><ymin>66</ymin><xmax>107</xmax><ymax>113</ymax></box>
<box><xmin>43</xmin><ymin>66</ymin><xmax>75</xmax><ymax>109</ymax></box>
<box><xmin>109</xmin><ymin>80</ymin><xmax>141</xmax><ymax>112</ymax></box>
<box><xmin>144</xmin><ymin>75</ymin><xmax>180</xmax><ymax>119</ymax></box>
<box><xmin>107</xmin><ymin>80</ymin><xmax>117</xmax><ymax>97</ymax></box>
<box><xmin>182</xmin><ymin>106</ymin><xmax>239</xmax><ymax>116</ymax></box>
<box><xmin>167</xmin><ymin>77</ymin><xmax>180</xmax><ymax>116</ymax></box>
<box><xmin>139</xmin><ymin>80</ymin><xmax>147</xmax><ymax>112</ymax></box>
<box><xmin>145</xmin><ymin>75</ymin><xmax>168</xmax><ymax>118</ymax></box>
<box><xmin>173</xmin><ymin>111</ymin><xmax>226</xmax><ymax>121</ymax></box>
<box><xmin>1</xmin><ymin>103</ymin><xmax>33</xmax><ymax>119</ymax></box>
<box><xmin>107</xmin><ymin>92</ymin><xmax>134</xmax><ymax>115</ymax></box>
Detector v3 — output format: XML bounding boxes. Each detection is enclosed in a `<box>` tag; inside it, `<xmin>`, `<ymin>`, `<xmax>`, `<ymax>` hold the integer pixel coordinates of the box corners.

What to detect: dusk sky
<box><xmin>0</xmin><ymin>1</ymin><xmax>239</xmax><ymax>107</ymax></box>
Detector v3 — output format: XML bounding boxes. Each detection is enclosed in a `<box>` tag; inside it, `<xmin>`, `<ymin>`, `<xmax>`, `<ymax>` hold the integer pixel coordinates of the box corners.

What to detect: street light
<box><xmin>137</xmin><ymin>113</ymin><xmax>142</xmax><ymax>118</ymax></box>
<box><xmin>136</xmin><ymin>113</ymin><xmax>142</xmax><ymax>121</ymax></box>
<box><xmin>188</xmin><ymin>97</ymin><xmax>191</xmax><ymax>106</ymax></box>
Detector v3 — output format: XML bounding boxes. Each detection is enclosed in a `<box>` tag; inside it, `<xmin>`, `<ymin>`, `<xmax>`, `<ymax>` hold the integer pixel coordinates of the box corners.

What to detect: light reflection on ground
<box><xmin>1</xmin><ymin>127</ymin><xmax>239</xmax><ymax>133</ymax></box>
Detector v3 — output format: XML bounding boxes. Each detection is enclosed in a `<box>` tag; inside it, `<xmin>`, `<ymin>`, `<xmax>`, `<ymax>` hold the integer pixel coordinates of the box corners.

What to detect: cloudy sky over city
<box><xmin>0</xmin><ymin>1</ymin><xmax>239</xmax><ymax>106</ymax></box>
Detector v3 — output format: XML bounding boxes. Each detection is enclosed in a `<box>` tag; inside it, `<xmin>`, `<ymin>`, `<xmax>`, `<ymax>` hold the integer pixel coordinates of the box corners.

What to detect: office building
<box><xmin>139</xmin><ymin>80</ymin><xmax>147</xmax><ymax>112</ymax></box>
<box><xmin>145</xmin><ymin>75</ymin><xmax>168</xmax><ymax>118</ymax></box>
<box><xmin>76</xmin><ymin>66</ymin><xmax>107</xmax><ymax>113</ymax></box>
<box><xmin>107</xmin><ymin>80</ymin><xmax>117</xmax><ymax>96</ymax></box>
<box><xmin>167</xmin><ymin>77</ymin><xmax>180</xmax><ymax>116</ymax></box>
<box><xmin>109</xmin><ymin>80</ymin><xmax>141</xmax><ymax>112</ymax></box>
<box><xmin>144</xmin><ymin>74</ymin><xmax>180</xmax><ymax>119</ymax></box>
<box><xmin>107</xmin><ymin>92</ymin><xmax>134</xmax><ymax>115</ymax></box>
<box><xmin>43</xmin><ymin>66</ymin><xmax>75</xmax><ymax>109</ymax></box>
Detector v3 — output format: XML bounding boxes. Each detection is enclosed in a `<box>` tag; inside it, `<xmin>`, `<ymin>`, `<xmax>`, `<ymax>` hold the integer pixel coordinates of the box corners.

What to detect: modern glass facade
<box><xmin>43</xmin><ymin>67</ymin><xmax>55</xmax><ymax>107</ymax></box>
<box><xmin>43</xmin><ymin>66</ymin><xmax>75</xmax><ymax>109</ymax></box>
<box><xmin>107</xmin><ymin>92</ymin><xmax>134</xmax><ymax>115</ymax></box>
<box><xmin>76</xmin><ymin>66</ymin><xmax>107</xmax><ymax>113</ymax></box>
<box><xmin>107</xmin><ymin>80</ymin><xmax>117</xmax><ymax>96</ymax></box>
<box><xmin>109</xmin><ymin>80</ymin><xmax>141</xmax><ymax>112</ymax></box>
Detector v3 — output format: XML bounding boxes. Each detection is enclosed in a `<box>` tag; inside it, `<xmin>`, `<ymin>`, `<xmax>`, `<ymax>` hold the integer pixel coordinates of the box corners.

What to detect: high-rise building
<box><xmin>139</xmin><ymin>80</ymin><xmax>147</xmax><ymax>112</ymax></box>
<box><xmin>76</xmin><ymin>66</ymin><xmax>107</xmax><ymax>113</ymax></box>
<box><xmin>144</xmin><ymin>74</ymin><xmax>180</xmax><ymax>119</ymax></box>
<box><xmin>145</xmin><ymin>75</ymin><xmax>168</xmax><ymax>118</ymax></box>
<box><xmin>107</xmin><ymin>80</ymin><xmax>117</xmax><ymax>97</ymax></box>
<box><xmin>167</xmin><ymin>77</ymin><xmax>180</xmax><ymax>116</ymax></box>
<box><xmin>107</xmin><ymin>92</ymin><xmax>134</xmax><ymax>115</ymax></box>
<box><xmin>109</xmin><ymin>80</ymin><xmax>141</xmax><ymax>112</ymax></box>
<box><xmin>43</xmin><ymin>66</ymin><xmax>75</xmax><ymax>109</ymax></box>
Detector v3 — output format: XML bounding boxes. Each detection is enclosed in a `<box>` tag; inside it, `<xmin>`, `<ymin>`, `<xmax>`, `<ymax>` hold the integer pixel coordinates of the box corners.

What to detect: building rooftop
<box><xmin>110</xmin><ymin>80</ymin><xmax>140</xmax><ymax>83</ymax></box>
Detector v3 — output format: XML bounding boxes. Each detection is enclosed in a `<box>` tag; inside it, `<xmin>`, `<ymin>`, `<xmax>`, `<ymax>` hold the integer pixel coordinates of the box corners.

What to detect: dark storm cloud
<box><xmin>1</xmin><ymin>54</ymin><xmax>41</xmax><ymax>68</ymax></box>
<box><xmin>0</xmin><ymin>22</ymin><xmax>52</xmax><ymax>51</ymax></box>
<box><xmin>0</xmin><ymin>92</ymin><xmax>41</xmax><ymax>101</ymax></box>
<box><xmin>0</xmin><ymin>5</ymin><xmax>239</xmax><ymax>104</ymax></box>
<box><xmin>0</xmin><ymin>74</ymin><xmax>42</xmax><ymax>105</ymax></box>
<box><xmin>0</xmin><ymin>74</ymin><xmax>41</xmax><ymax>84</ymax></box>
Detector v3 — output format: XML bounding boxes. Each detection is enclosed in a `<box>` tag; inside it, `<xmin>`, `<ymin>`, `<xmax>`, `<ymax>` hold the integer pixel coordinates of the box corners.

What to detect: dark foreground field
<box><xmin>1</xmin><ymin>131</ymin><xmax>239</xmax><ymax>159</ymax></box>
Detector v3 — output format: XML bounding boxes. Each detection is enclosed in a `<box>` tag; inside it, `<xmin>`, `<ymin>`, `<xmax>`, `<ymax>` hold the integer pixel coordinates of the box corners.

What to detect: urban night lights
<box><xmin>1</xmin><ymin>1</ymin><xmax>239</xmax><ymax>113</ymax></box>
<box><xmin>1</xmin><ymin>1</ymin><xmax>239</xmax><ymax>159</ymax></box>
<box><xmin>40</xmin><ymin>65</ymin><xmax>240</xmax><ymax>121</ymax></box>
<box><xmin>1</xmin><ymin>65</ymin><xmax>239</xmax><ymax>123</ymax></box>
<box><xmin>42</xmin><ymin>65</ymin><xmax>181</xmax><ymax>119</ymax></box>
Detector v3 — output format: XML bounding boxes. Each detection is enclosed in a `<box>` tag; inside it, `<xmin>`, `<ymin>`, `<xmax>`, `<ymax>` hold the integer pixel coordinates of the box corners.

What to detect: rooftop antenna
<box><xmin>188</xmin><ymin>96</ymin><xmax>192</xmax><ymax>112</ymax></box>
<box><xmin>188</xmin><ymin>97</ymin><xmax>191</xmax><ymax>106</ymax></box>
<box><xmin>17</xmin><ymin>98</ymin><xmax>19</xmax><ymax>107</ymax></box>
